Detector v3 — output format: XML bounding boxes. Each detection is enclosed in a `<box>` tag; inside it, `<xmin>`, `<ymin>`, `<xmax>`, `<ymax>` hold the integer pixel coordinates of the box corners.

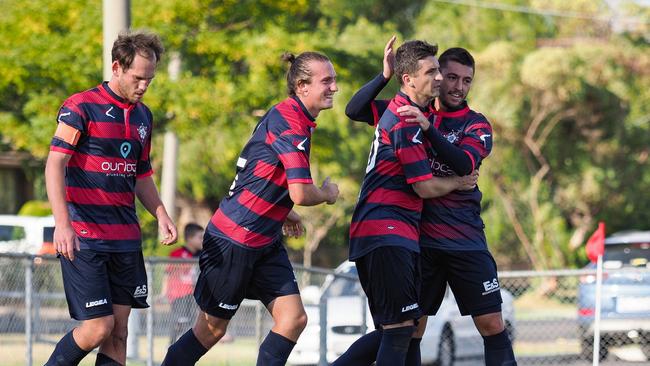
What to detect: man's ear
<box><xmin>297</xmin><ymin>80</ymin><xmax>309</xmax><ymax>96</ymax></box>
<box><xmin>402</xmin><ymin>73</ymin><xmax>414</xmax><ymax>88</ymax></box>
<box><xmin>111</xmin><ymin>60</ymin><xmax>121</xmax><ymax>77</ymax></box>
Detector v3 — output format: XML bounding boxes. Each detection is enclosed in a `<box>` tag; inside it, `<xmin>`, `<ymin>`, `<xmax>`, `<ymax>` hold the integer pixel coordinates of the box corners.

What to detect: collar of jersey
<box><xmin>290</xmin><ymin>96</ymin><xmax>317</xmax><ymax>127</ymax></box>
<box><xmin>435</xmin><ymin>100</ymin><xmax>470</xmax><ymax>118</ymax></box>
<box><xmin>100</xmin><ymin>82</ymin><xmax>136</xmax><ymax>110</ymax></box>
<box><xmin>395</xmin><ymin>91</ymin><xmax>433</xmax><ymax>113</ymax></box>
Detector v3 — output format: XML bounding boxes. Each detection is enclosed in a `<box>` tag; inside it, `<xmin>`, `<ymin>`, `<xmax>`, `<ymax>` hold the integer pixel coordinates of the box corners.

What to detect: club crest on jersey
<box><xmin>120</xmin><ymin>142</ymin><xmax>132</xmax><ymax>158</ymax></box>
<box><xmin>138</xmin><ymin>123</ymin><xmax>148</xmax><ymax>142</ymax></box>
<box><xmin>445</xmin><ymin>130</ymin><xmax>461</xmax><ymax>144</ymax></box>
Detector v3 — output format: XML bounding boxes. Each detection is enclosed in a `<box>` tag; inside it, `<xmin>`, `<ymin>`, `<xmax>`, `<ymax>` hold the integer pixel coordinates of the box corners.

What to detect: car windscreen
<box><xmin>323</xmin><ymin>267</ymin><xmax>361</xmax><ymax>298</ymax></box>
<box><xmin>604</xmin><ymin>242</ymin><xmax>650</xmax><ymax>267</ymax></box>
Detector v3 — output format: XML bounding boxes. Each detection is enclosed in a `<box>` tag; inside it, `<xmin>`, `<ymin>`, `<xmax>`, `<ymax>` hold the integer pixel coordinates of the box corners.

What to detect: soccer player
<box><xmin>45</xmin><ymin>30</ymin><xmax>178</xmax><ymax>366</ymax></box>
<box><xmin>164</xmin><ymin>223</ymin><xmax>204</xmax><ymax>344</ymax></box>
<box><xmin>343</xmin><ymin>36</ymin><xmax>516</xmax><ymax>366</ymax></box>
<box><xmin>344</xmin><ymin>40</ymin><xmax>479</xmax><ymax>366</ymax></box>
<box><xmin>161</xmin><ymin>51</ymin><xmax>340</xmax><ymax>366</ymax></box>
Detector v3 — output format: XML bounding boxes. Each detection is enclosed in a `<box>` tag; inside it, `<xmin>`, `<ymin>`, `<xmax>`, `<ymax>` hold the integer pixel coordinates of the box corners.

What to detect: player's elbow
<box><xmin>412</xmin><ymin>181</ymin><xmax>442</xmax><ymax>199</ymax></box>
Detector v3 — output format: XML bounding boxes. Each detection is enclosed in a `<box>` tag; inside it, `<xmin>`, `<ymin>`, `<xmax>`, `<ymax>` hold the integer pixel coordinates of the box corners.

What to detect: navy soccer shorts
<box><xmin>420</xmin><ymin>247</ymin><xmax>502</xmax><ymax>317</ymax></box>
<box><xmin>59</xmin><ymin>249</ymin><xmax>148</xmax><ymax>321</ymax></box>
<box><xmin>193</xmin><ymin>235</ymin><xmax>300</xmax><ymax>319</ymax></box>
<box><xmin>355</xmin><ymin>246</ymin><xmax>422</xmax><ymax>328</ymax></box>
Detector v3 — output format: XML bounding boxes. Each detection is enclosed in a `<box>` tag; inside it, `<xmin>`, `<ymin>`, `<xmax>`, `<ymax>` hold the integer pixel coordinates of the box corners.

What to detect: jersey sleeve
<box><xmin>459</xmin><ymin>118</ymin><xmax>493</xmax><ymax>169</ymax></box>
<box><xmin>345</xmin><ymin>73</ymin><xmax>390</xmax><ymax>126</ymax></box>
<box><xmin>271</xmin><ymin>129</ymin><xmax>313</xmax><ymax>184</ymax></box>
<box><xmin>137</xmin><ymin>108</ymin><xmax>154</xmax><ymax>179</ymax></box>
<box><xmin>392</xmin><ymin>122</ymin><xmax>434</xmax><ymax>184</ymax></box>
<box><xmin>50</xmin><ymin>101</ymin><xmax>86</xmax><ymax>155</ymax></box>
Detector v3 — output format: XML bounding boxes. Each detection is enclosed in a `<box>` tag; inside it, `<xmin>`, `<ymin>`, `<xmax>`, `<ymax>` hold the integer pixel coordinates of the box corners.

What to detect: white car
<box><xmin>289</xmin><ymin>261</ymin><xmax>515</xmax><ymax>366</ymax></box>
<box><xmin>0</xmin><ymin>215</ymin><xmax>55</xmax><ymax>255</ymax></box>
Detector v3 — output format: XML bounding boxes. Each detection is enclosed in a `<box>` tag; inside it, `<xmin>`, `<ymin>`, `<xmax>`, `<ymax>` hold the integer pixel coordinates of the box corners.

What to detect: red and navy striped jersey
<box><xmin>206</xmin><ymin>96</ymin><xmax>316</xmax><ymax>248</ymax></box>
<box><xmin>50</xmin><ymin>83</ymin><xmax>153</xmax><ymax>252</ymax></box>
<box><xmin>349</xmin><ymin>92</ymin><xmax>434</xmax><ymax>260</ymax></box>
<box><xmin>420</xmin><ymin>103</ymin><xmax>492</xmax><ymax>250</ymax></box>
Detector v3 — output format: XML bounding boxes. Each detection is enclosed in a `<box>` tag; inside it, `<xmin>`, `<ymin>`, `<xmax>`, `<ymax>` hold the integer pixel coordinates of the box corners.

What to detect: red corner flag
<box><xmin>586</xmin><ymin>222</ymin><xmax>606</xmax><ymax>263</ymax></box>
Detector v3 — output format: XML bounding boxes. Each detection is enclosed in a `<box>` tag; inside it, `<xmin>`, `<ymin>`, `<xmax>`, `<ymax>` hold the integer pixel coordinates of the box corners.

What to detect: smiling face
<box><xmin>112</xmin><ymin>53</ymin><xmax>157</xmax><ymax>104</ymax></box>
<box><xmin>439</xmin><ymin>60</ymin><xmax>474</xmax><ymax>111</ymax></box>
<box><xmin>297</xmin><ymin>60</ymin><xmax>338</xmax><ymax>117</ymax></box>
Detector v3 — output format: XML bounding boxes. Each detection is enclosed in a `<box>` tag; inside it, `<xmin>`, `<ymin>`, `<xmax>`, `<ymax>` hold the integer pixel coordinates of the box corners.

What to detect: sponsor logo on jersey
<box><xmin>120</xmin><ymin>142</ymin><xmax>132</xmax><ymax>158</ymax></box>
<box><xmin>85</xmin><ymin>298</ymin><xmax>108</xmax><ymax>308</ymax></box>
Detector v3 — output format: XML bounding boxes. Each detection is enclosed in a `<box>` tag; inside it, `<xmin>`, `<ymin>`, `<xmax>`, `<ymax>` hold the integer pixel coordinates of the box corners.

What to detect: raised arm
<box><xmin>345</xmin><ymin>35</ymin><xmax>396</xmax><ymax>125</ymax></box>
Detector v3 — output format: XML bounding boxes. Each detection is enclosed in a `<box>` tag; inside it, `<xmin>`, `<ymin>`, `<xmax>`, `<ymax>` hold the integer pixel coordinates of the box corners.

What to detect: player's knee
<box><xmin>278</xmin><ymin>309</ymin><xmax>308</xmax><ymax>334</ymax></box>
<box><xmin>474</xmin><ymin>313</ymin><xmax>504</xmax><ymax>336</ymax></box>
<box><xmin>84</xmin><ymin>317</ymin><xmax>115</xmax><ymax>346</ymax></box>
<box><xmin>205</xmin><ymin>317</ymin><xmax>227</xmax><ymax>340</ymax></box>
<box><xmin>295</xmin><ymin>310</ymin><xmax>308</xmax><ymax>332</ymax></box>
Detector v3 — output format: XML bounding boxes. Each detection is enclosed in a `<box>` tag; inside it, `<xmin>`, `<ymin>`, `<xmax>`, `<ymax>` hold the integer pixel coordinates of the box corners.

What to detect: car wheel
<box><xmin>435</xmin><ymin>326</ymin><xmax>454</xmax><ymax>366</ymax></box>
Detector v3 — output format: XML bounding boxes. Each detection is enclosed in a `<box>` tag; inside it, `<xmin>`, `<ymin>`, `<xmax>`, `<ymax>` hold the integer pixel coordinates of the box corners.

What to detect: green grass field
<box><xmin>0</xmin><ymin>334</ymin><xmax>258</xmax><ymax>366</ymax></box>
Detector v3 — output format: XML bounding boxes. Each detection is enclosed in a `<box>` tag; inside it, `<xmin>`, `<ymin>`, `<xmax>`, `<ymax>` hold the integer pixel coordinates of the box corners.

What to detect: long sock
<box><xmin>331</xmin><ymin>330</ymin><xmax>383</xmax><ymax>366</ymax></box>
<box><xmin>256</xmin><ymin>331</ymin><xmax>296</xmax><ymax>366</ymax></box>
<box><xmin>95</xmin><ymin>353</ymin><xmax>122</xmax><ymax>366</ymax></box>
<box><xmin>45</xmin><ymin>330</ymin><xmax>91</xmax><ymax>366</ymax></box>
<box><xmin>161</xmin><ymin>329</ymin><xmax>208</xmax><ymax>366</ymax></box>
<box><xmin>376</xmin><ymin>326</ymin><xmax>414</xmax><ymax>366</ymax></box>
<box><xmin>483</xmin><ymin>329</ymin><xmax>517</xmax><ymax>366</ymax></box>
<box><xmin>405</xmin><ymin>337</ymin><xmax>422</xmax><ymax>366</ymax></box>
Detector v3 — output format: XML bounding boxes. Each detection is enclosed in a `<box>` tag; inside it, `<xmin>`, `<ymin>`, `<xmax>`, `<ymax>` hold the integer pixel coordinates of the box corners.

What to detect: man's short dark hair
<box><xmin>184</xmin><ymin>223</ymin><xmax>204</xmax><ymax>241</ymax></box>
<box><xmin>439</xmin><ymin>47</ymin><xmax>475</xmax><ymax>73</ymax></box>
<box><xmin>112</xmin><ymin>30</ymin><xmax>164</xmax><ymax>70</ymax></box>
<box><xmin>394</xmin><ymin>40</ymin><xmax>438</xmax><ymax>85</ymax></box>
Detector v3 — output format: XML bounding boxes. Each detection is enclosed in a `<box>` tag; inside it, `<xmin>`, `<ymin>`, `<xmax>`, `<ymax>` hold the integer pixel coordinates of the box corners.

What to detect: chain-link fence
<box><xmin>1</xmin><ymin>253</ymin><xmax>648</xmax><ymax>366</ymax></box>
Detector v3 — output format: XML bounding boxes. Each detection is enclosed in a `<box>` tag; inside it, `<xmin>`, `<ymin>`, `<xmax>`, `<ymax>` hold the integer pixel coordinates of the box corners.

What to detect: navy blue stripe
<box><xmin>66</xmin><ymin>169</ymin><xmax>135</xmax><ymax>193</ymax></box>
<box><xmin>69</xmin><ymin>204</ymin><xmax>138</xmax><ymax>225</ymax></box>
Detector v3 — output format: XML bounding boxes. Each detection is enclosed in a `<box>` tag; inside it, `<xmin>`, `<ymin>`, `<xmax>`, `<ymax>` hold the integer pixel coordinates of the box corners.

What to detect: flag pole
<box><xmin>592</xmin><ymin>253</ymin><xmax>603</xmax><ymax>366</ymax></box>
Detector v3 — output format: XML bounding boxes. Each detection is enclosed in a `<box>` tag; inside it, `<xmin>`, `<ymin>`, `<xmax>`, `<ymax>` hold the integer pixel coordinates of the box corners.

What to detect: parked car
<box><xmin>289</xmin><ymin>261</ymin><xmax>516</xmax><ymax>366</ymax></box>
<box><xmin>577</xmin><ymin>231</ymin><xmax>650</xmax><ymax>360</ymax></box>
<box><xmin>0</xmin><ymin>215</ymin><xmax>55</xmax><ymax>256</ymax></box>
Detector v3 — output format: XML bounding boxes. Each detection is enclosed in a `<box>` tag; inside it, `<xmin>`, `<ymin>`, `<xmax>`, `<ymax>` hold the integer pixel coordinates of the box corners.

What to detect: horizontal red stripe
<box><xmin>396</xmin><ymin>145</ymin><xmax>429</xmax><ymax>164</ymax></box>
<box><xmin>238</xmin><ymin>189</ymin><xmax>290</xmax><ymax>222</ymax></box>
<box><xmin>254</xmin><ymin>160</ymin><xmax>287</xmax><ymax>187</ymax></box>
<box><xmin>68</xmin><ymin>153</ymin><xmax>137</xmax><ymax>175</ymax></box>
<box><xmin>266</xmin><ymin>131</ymin><xmax>276</xmax><ymax>145</ymax></box>
<box><xmin>50</xmin><ymin>146</ymin><xmax>75</xmax><ymax>155</ymax></box>
<box><xmin>367</xmin><ymin>188</ymin><xmax>422</xmax><ymax>212</ymax></box>
<box><xmin>375</xmin><ymin>159</ymin><xmax>401</xmax><ymax>176</ymax></box>
<box><xmin>210</xmin><ymin>210</ymin><xmax>274</xmax><ymax>248</ymax></box>
<box><xmin>420</xmin><ymin>223</ymin><xmax>477</xmax><ymax>239</ymax></box>
<box><xmin>66</xmin><ymin>187</ymin><xmax>134</xmax><ymax>206</ymax></box>
<box><xmin>278</xmin><ymin>151</ymin><xmax>309</xmax><ymax>170</ymax></box>
<box><xmin>287</xmin><ymin>178</ymin><xmax>313</xmax><ymax>184</ymax></box>
<box><xmin>87</xmin><ymin>121</ymin><xmax>126</xmax><ymax>139</ymax></box>
<box><xmin>350</xmin><ymin>219</ymin><xmax>419</xmax><ymax>241</ymax></box>
<box><xmin>72</xmin><ymin>221</ymin><xmax>140</xmax><ymax>240</ymax></box>
<box><xmin>406</xmin><ymin>172</ymin><xmax>434</xmax><ymax>185</ymax></box>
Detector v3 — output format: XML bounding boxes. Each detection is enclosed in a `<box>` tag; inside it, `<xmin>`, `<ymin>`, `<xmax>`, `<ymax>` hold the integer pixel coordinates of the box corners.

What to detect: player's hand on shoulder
<box><xmin>396</xmin><ymin>105</ymin><xmax>431</xmax><ymax>131</ymax></box>
<box><xmin>321</xmin><ymin>177</ymin><xmax>339</xmax><ymax>205</ymax></box>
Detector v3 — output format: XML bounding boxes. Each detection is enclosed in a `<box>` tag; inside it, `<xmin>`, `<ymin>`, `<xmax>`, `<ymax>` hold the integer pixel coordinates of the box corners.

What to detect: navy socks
<box><xmin>256</xmin><ymin>331</ymin><xmax>296</xmax><ymax>366</ymax></box>
<box><xmin>331</xmin><ymin>329</ymin><xmax>383</xmax><ymax>365</ymax></box>
<box><xmin>161</xmin><ymin>329</ymin><xmax>208</xmax><ymax>366</ymax></box>
<box><xmin>405</xmin><ymin>337</ymin><xmax>422</xmax><ymax>366</ymax></box>
<box><xmin>483</xmin><ymin>329</ymin><xmax>517</xmax><ymax>366</ymax></box>
<box><xmin>376</xmin><ymin>326</ymin><xmax>415</xmax><ymax>366</ymax></box>
<box><xmin>45</xmin><ymin>330</ymin><xmax>91</xmax><ymax>366</ymax></box>
<box><xmin>95</xmin><ymin>353</ymin><xmax>122</xmax><ymax>365</ymax></box>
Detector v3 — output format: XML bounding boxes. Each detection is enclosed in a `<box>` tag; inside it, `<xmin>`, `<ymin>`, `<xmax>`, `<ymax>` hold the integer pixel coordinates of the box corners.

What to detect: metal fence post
<box><xmin>24</xmin><ymin>257</ymin><xmax>34</xmax><ymax>366</ymax></box>
<box><xmin>146</xmin><ymin>259</ymin><xmax>154</xmax><ymax>366</ymax></box>
<box><xmin>318</xmin><ymin>294</ymin><xmax>328</xmax><ymax>366</ymax></box>
<box><xmin>360</xmin><ymin>294</ymin><xmax>368</xmax><ymax>336</ymax></box>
